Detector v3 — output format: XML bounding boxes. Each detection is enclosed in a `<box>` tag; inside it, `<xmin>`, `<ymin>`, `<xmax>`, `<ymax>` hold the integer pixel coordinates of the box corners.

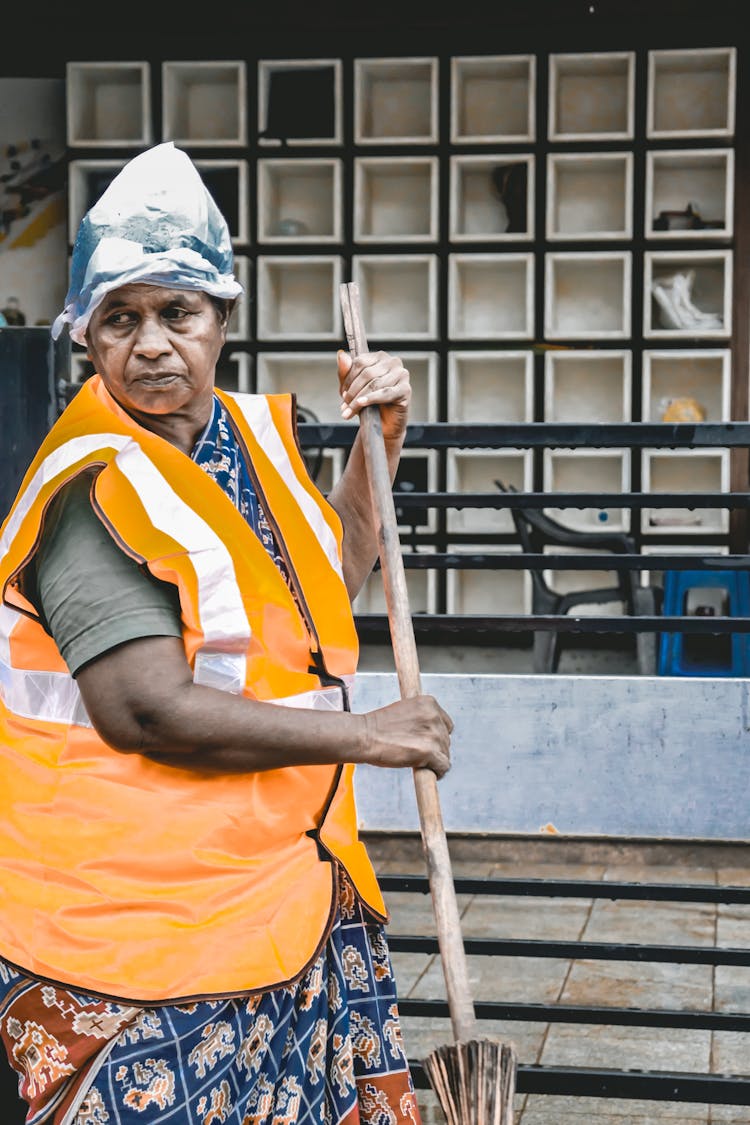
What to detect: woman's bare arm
<box><xmin>326</xmin><ymin>349</ymin><xmax>410</xmax><ymax>600</ymax></box>
<box><xmin>76</xmin><ymin>634</ymin><xmax>452</xmax><ymax>775</ymax></box>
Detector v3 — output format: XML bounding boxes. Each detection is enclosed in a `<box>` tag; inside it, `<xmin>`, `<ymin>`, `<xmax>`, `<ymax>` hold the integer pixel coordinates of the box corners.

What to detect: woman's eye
<box><xmin>163</xmin><ymin>306</ymin><xmax>190</xmax><ymax>321</ymax></box>
<box><xmin>106</xmin><ymin>311</ymin><xmax>135</xmax><ymax>326</ymax></box>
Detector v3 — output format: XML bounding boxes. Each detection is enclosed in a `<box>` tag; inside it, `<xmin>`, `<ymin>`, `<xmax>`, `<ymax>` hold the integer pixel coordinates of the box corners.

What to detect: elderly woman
<box><xmin>0</xmin><ymin>142</ymin><xmax>451</xmax><ymax>1124</ymax></box>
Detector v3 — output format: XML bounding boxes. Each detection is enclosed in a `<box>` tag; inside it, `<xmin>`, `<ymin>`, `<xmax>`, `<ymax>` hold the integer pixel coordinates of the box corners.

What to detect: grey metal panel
<box><xmin>351</xmin><ymin>673</ymin><xmax>750</xmax><ymax>840</ymax></box>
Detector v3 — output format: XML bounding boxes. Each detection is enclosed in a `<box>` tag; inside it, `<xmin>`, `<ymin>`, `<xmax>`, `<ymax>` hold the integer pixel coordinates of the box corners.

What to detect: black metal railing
<box><xmin>298</xmin><ymin>420</ymin><xmax>750</xmax><ymax>655</ymax></box>
<box><xmin>378</xmin><ymin>872</ymin><xmax>750</xmax><ymax>1108</ymax></box>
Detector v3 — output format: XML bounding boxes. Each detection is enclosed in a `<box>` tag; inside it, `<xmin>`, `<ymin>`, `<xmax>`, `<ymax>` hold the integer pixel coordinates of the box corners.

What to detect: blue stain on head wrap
<box><xmin>52</xmin><ymin>142</ymin><xmax>243</xmax><ymax>345</ymax></box>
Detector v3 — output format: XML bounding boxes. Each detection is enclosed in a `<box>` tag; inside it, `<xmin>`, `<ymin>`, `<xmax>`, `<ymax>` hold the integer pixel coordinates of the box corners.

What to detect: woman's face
<box><xmin>85</xmin><ymin>285</ymin><xmax>228</xmax><ymax>421</ymax></box>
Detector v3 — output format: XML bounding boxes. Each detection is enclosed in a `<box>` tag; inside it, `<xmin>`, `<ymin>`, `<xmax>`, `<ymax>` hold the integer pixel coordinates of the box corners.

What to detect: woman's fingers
<box><xmin>338</xmin><ymin>349</ymin><xmax>411</xmax><ymax>420</ymax></box>
<box><xmin>362</xmin><ymin>695</ymin><xmax>453</xmax><ymax>778</ymax></box>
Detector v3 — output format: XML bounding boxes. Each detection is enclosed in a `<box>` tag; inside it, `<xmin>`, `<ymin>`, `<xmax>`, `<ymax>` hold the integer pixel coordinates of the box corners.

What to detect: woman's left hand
<box><xmin>337</xmin><ymin>350</ymin><xmax>411</xmax><ymax>442</ymax></box>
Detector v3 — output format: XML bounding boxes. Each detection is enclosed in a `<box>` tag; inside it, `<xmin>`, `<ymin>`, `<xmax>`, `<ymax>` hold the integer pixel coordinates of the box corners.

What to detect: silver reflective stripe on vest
<box><xmin>0</xmin><ymin>606</ymin><xmax>93</xmax><ymax>727</ymax></box>
<box><xmin>0</xmin><ymin>433</ymin><xmax>132</xmax><ymax>730</ymax></box>
<box><xmin>227</xmin><ymin>393</ymin><xmax>344</xmax><ymax>581</ymax></box>
<box><xmin>193</xmin><ymin>650</ymin><xmax>247</xmax><ymax>693</ymax></box>
<box><xmin>113</xmin><ymin>443</ymin><xmax>252</xmax><ymax>652</ymax></box>
<box><xmin>0</xmin><ymin>432</ymin><xmax>131</xmax><ymax>564</ymax></box>
<box><xmin>267</xmin><ymin>674</ymin><xmax>355</xmax><ymax>711</ymax></box>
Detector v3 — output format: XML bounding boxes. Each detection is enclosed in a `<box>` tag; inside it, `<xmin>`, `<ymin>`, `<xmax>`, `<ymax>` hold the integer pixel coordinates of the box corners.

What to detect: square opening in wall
<box><xmin>546</xmin><ymin>253</ymin><xmax>630</xmax><ymax>338</ymax></box>
<box><xmin>448</xmin><ymin>352</ymin><xmax>533</xmax><ymax>423</ymax></box>
<box><xmin>643</xmin><ymin>350</ymin><xmax>730</xmax><ymax>422</ymax></box>
<box><xmin>642</xmin><ymin>450</ymin><xmax>729</xmax><ymax>534</ymax></box>
<box><xmin>258</xmin><ymin>160</ymin><xmax>340</xmax><ymax>242</ymax></box>
<box><xmin>455</xmin><ymin>567</ymin><xmax>528</xmax><ymax>616</ymax></box>
<box><xmin>451</xmin><ymin>56</ymin><xmax>535</xmax><ymax>143</ymax></box>
<box><xmin>257</xmin><ymin>257</ymin><xmax>341</xmax><ymax>339</ymax></box>
<box><xmin>355</xmin><ymin>158</ymin><xmax>437</xmax><ymax>241</ymax></box>
<box><xmin>647</xmin><ymin>150</ymin><xmax>733</xmax><ymax>237</ymax></box>
<box><xmin>446</xmin><ymin>548</ymin><xmax>530</xmax><ymax>616</ymax></box>
<box><xmin>450</xmin><ymin>157</ymin><xmax>532</xmax><ymax>240</ymax></box>
<box><xmin>646</xmin><ymin>252</ymin><xmax>730</xmax><ymax>337</ymax></box>
<box><xmin>544</xmin><ymin>351</ymin><xmax>630</xmax><ymax>423</ymax></box>
<box><xmin>547</xmin><ymin>153</ymin><xmax>631</xmax><ymax>239</ymax></box>
<box><xmin>263</xmin><ymin>67</ymin><xmax>337</xmax><ymax>142</ymax></box>
<box><xmin>549</xmin><ymin>52</ymin><xmax>634</xmax><ymax>140</ymax></box>
<box><xmin>449</xmin><ymin>254</ymin><xmax>533</xmax><ymax>339</ymax></box>
<box><xmin>67</xmin><ymin>63</ymin><xmax>151</xmax><ymax>146</ymax></box>
<box><xmin>648</xmin><ymin>48</ymin><xmax>736</xmax><ymax>137</ymax></box>
<box><xmin>355</xmin><ymin>58</ymin><xmax>437</xmax><ymax>143</ymax></box>
<box><xmin>163</xmin><ymin>62</ymin><xmax>246</xmax><ymax>145</ymax></box>
<box><xmin>447</xmin><ymin>450</ymin><xmax>532</xmax><ymax>535</ymax></box>
<box><xmin>354</xmin><ymin>256</ymin><xmax>437</xmax><ymax>338</ymax></box>
<box><xmin>544</xmin><ymin>450</ymin><xmax>630</xmax><ymax>532</ymax></box>
<box><xmin>227</xmin><ymin>257</ymin><xmax>251</xmax><ymax>341</ymax></box>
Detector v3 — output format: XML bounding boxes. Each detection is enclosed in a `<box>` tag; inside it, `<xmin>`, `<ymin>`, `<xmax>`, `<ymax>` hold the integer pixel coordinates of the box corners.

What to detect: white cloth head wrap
<box><xmin>52</xmin><ymin>142</ymin><xmax>243</xmax><ymax>345</ymax></box>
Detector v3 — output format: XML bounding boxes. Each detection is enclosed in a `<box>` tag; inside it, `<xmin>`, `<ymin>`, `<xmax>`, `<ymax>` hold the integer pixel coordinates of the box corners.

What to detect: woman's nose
<box><xmin>133</xmin><ymin>315</ymin><xmax>172</xmax><ymax>357</ymax></box>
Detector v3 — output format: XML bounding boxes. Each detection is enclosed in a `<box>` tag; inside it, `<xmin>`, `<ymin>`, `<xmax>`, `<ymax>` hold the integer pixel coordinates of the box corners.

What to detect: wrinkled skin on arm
<box><xmin>76</xmin><ymin>635</ymin><xmax>453</xmax><ymax>777</ymax></box>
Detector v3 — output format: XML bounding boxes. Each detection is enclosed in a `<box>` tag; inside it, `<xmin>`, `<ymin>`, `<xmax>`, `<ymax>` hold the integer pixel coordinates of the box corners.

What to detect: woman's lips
<box><xmin>136</xmin><ymin>373</ymin><xmax>181</xmax><ymax>387</ymax></box>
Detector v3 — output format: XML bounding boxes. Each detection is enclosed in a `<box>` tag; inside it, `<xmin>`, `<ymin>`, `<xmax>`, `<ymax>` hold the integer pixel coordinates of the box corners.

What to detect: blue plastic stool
<box><xmin>659</xmin><ymin>569</ymin><xmax>750</xmax><ymax>676</ymax></box>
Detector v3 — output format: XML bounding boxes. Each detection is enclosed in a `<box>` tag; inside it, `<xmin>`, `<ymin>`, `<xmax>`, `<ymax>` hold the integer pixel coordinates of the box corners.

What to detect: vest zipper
<box><xmin>224</xmin><ymin>410</ymin><xmax>351</xmax><ymax>712</ymax></box>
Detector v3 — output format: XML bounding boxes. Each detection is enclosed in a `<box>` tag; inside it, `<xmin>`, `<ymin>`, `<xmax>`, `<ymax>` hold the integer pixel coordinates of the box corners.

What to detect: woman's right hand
<box><xmin>360</xmin><ymin>695</ymin><xmax>453</xmax><ymax>778</ymax></box>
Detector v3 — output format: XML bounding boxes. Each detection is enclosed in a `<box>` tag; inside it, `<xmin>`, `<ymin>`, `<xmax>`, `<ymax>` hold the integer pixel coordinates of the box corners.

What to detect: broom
<box><xmin>339</xmin><ymin>281</ymin><xmax>518</xmax><ymax>1124</ymax></box>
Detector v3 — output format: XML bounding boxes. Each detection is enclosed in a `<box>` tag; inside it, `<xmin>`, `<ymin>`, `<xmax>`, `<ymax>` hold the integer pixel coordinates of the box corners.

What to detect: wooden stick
<box><xmin>340</xmin><ymin>281</ymin><xmax>477</xmax><ymax>1044</ymax></box>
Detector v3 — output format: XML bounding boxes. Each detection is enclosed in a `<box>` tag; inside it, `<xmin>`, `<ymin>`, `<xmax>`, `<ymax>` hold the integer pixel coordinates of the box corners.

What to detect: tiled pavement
<box><xmin>364</xmin><ymin>833</ymin><xmax>750</xmax><ymax>1125</ymax></box>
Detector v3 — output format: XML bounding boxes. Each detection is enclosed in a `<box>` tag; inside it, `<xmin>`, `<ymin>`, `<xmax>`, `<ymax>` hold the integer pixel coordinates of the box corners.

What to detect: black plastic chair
<box><xmin>496</xmin><ymin>481</ymin><xmax>661</xmax><ymax>674</ymax></box>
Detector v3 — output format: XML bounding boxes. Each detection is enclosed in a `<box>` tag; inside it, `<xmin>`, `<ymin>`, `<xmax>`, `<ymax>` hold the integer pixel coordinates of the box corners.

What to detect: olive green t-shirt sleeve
<box><xmin>33</xmin><ymin>469</ymin><xmax>183</xmax><ymax>676</ymax></box>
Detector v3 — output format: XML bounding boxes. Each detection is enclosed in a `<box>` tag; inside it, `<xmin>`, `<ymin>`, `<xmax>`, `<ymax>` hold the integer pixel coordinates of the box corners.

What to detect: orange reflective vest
<box><xmin>0</xmin><ymin>374</ymin><xmax>386</xmax><ymax>1004</ymax></box>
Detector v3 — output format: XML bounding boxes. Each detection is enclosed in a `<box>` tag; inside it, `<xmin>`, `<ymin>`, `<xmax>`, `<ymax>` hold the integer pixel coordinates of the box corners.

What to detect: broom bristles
<box><xmin>423</xmin><ymin>1037</ymin><xmax>518</xmax><ymax>1125</ymax></box>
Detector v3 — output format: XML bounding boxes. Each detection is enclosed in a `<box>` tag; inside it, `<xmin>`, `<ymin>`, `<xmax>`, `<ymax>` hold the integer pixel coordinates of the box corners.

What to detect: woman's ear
<box><xmin>209</xmin><ymin>296</ymin><xmax>233</xmax><ymax>331</ymax></box>
<box><xmin>222</xmin><ymin>298</ymin><xmax>236</xmax><ymax>328</ymax></box>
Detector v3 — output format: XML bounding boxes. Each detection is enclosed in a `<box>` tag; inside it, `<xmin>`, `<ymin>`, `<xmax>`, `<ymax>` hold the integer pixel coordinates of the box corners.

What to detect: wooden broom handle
<box><xmin>339</xmin><ymin>282</ymin><xmax>477</xmax><ymax>1044</ymax></box>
